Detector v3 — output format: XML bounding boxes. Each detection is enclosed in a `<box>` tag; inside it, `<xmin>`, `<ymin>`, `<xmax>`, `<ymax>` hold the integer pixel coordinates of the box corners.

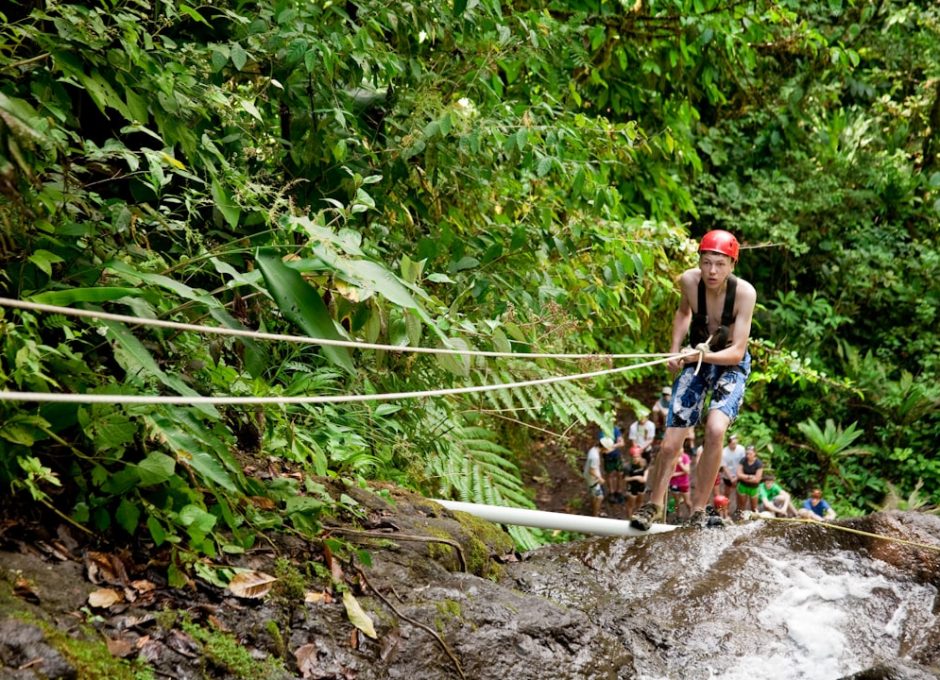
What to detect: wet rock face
<box><xmin>305</xmin><ymin>495</ymin><xmax>940</xmax><ymax>680</ymax></box>
<box><xmin>2</xmin><ymin>488</ymin><xmax>939</xmax><ymax>680</ymax></box>
<box><xmin>504</xmin><ymin>512</ymin><xmax>940</xmax><ymax>680</ymax></box>
<box><xmin>0</xmin><ymin>618</ymin><xmax>75</xmax><ymax>679</ymax></box>
<box><xmin>300</xmin><ymin>487</ymin><xmax>636</xmax><ymax>679</ymax></box>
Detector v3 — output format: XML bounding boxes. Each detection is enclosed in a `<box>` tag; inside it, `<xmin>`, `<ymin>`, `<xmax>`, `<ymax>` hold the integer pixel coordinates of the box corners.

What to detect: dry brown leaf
<box><xmin>323</xmin><ymin>543</ymin><xmax>344</xmax><ymax>583</ymax></box>
<box><xmin>248</xmin><ymin>495</ymin><xmax>276</xmax><ymax>510</ymax></box>
<box><xmin>304</xmin><ymin>590</ymin><xmax>327</xmax><ymax>604</ymax></box>
<box><xmin>227</xmin><ymin>570</ymin><xmax>277</xmax><ymax>599</ymax></box>
<box><xmin>14</xmin><ymin>577</ymin><xmax>40</xmax><ymax>604</ymax></box>
<box><xmin>86</xmin><ymin>551</ymin><xmax>119</xmax><ymax>584</ymax></box>
<box><xmin>88</xmin><ymin>588</ymin><xmax>123</xmax><ymax>608</ymax></box>
<box><xmin>106</xmin><ymin>636</ymin><xmax>135</xmax><ymax>658</ymax></box>
<box><xmin>130</xmin><ymin>579</ymin><xmax>156</xmax><ymax>593</ymax></box>
<box><xmin>294</xmin><ymin>643</ymin><xmax>318</xmax><ymax>678</ymax></box>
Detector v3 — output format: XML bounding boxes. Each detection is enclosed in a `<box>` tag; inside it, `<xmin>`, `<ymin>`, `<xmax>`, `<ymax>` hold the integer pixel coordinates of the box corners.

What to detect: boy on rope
<box><xmin>631</xmin><ymin>230</ymin><xmax>757</xmax><ymax>531</ymax></box>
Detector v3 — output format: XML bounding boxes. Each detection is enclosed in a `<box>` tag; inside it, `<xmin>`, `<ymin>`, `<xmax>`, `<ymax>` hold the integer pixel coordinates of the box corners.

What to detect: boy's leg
<box><xmin>691</xmin><ymin>409</ymin><xmax>730</xmax><ymax>511</ymax></box>
<box><xmin>646</xmin><ymin>427</ymin><xmax>687</xmax><ymax>510</ymax></box>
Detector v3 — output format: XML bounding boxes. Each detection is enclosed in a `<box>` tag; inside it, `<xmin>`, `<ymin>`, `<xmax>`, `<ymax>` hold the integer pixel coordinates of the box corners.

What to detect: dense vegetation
<box><xmin>1</xmin><ymin>0</ymin><xmax>938</xmax><ymax>574</ymax></box>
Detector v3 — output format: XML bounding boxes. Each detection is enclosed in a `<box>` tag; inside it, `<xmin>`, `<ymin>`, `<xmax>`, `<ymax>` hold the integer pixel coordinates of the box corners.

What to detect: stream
<box><xmin>507</xmin><ymin>516</ymin><xmax>939</xmax><ymax>679</ymax></box>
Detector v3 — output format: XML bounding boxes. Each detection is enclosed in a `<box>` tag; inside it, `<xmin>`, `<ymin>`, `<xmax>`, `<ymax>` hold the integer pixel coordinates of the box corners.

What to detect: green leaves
<box><xmin>136</xmin><ymin>452</ymin><xmax>177</xmax><ymax>486</ymax></box>
<box><xmin>0</xmin><ymin>415</ymin><xmax>50</xmax><ymax>447</ymax></box>
<box><xmin>27</xmin><ymin>249</ymin><xmax>65</xmax><ymax>276</ymax></box>
<box><xmin>30</xmin><ymin>288</ymin><xmax>143</xmax><ymax>305</ymax></box>
<box><xmin>149</xmin><ymin>414</ymin><xmax>238</xmax><ymax>492</ymax></box>
<box><xmin>256</xmin><ymin>248</ymin><xmax>355</xmax><ymax>373</ymax></box>
<box><xmin>211</xmin><ymin>178</ymin><xmax>241</xmax><ymax>229</ymax></box>
<box><xmin>78</xmin><ymin>405</ymin><xmax>137</xmax><ymax>454</ymax></box>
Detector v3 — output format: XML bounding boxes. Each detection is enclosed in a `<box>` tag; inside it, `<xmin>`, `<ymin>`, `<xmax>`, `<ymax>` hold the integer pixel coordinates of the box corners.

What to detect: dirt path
<box><xmin>519</xmin><ymin>380</ymin><xmax>667</xmax><ymax>519</ymax></box>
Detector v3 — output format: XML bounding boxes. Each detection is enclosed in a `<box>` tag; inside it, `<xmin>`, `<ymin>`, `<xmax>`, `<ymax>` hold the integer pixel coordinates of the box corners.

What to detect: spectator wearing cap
<box><xmin>757</xmin><ymin>472</ymin><xmax>797</xmax><ymax>517</ymax></box>
<box><xmin>584</xmin><ymin>437</ymin><xmax>614</xmax><ymax>517</ymax></box>
<box><xmin>651</xmin><ymin>386</ymin><xmax>672</xmax><ymax>436</ymax></box>
<box><xmin>601</xmin><ymin>434</ymin><xmax>626</xmax><ymax>505</ymax></box>
<box><xmin>720</xmin><ymin>434</ymin><xmax>746</xmax><ymax>508</ymax></box>
<box><xmin>629</xmin><ymin>411</ymin><xmax>656</xmax><ymax>456</ymax></box>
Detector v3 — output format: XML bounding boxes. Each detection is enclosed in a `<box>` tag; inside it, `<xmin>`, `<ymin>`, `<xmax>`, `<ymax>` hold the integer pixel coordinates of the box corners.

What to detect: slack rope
<box><xmin>758</xmin><ymin>515</ymin><xmax>940</xmax><ymax>554</ymax></box>
<box><xmin>0</xmin><ymin>297</ymin><xmax>675</xmax><ymax>361</ymax></box>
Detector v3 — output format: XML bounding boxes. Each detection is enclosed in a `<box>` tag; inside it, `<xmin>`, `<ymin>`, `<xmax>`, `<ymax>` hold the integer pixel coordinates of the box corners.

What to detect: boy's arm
<box><xmin>667</xmin><ymin>272</ymin><xmax>695</xmax><ymax>372</ymax></box>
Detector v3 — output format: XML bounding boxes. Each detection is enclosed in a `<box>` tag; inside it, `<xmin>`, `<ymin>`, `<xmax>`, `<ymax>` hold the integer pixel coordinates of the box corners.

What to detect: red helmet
<box><xmin>713</xmin><ymin>494</ymin><xmax>729</xmax><ymax>508</ymax></box>
<box><xmin>699</xmin><ymin>230</ymin><xmax>739</xmax><ymax>263</ymax></box>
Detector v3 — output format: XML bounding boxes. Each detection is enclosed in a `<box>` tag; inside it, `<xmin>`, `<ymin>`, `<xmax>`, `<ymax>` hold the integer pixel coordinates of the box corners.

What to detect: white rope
<box><xmin>692</xmin><ymin>340</ymin><xmax>711</xmax><ymax>375</ymax></box>
<box><xmin>0</xmin><ymin>297</ymin><xmax>674</xmax><ymax>361</ymax></box>
<box><xmin>0</xmin><ymin>353</ymin><xmax>689</xmax><ymax>406</ymax></box>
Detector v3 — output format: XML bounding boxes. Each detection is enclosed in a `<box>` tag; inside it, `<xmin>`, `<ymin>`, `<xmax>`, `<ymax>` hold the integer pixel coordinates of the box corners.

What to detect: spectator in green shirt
<box><xmin>757</xmin><ymin>472</ymin><xmax>796</xmax><ymax>517</ymax></box>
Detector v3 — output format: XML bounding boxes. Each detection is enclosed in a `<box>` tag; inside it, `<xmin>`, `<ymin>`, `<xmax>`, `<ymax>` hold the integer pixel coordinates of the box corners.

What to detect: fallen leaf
<box><xmin>304</xmin><ymin>590</ymin><xmax>326</xmax><ymax>604</ymax></box>
<box><xmin>106</xmin><ymin>636</ymin><xmax>134</xmax><ymax>658</ymax></box>
<box><xmin>88</xmin><ymin>588</ymin><xmax>123</xmax><ymax>608</ymax></box>
<box><xmin>323</xmin><ymin>543</ymin><xmax>344</xmax><ymax>583</ymax></box>
<box><xmin>379</xmin><ymin>628</ymin><xmax>402</xmax><ymax>663</ymax></box>
<box><xmin>166</xmin><ymin>630</ymin><xmax>199</xmax><ymax>658</ymax></box>
<box><xmin>248</xmin><ymin>495</ymin><xmax>276</xmax><ymax>510</ymax></box>
<box><xmin>342</xmin><ymin>591</ymin><xmax>377</xmax><ymax>639</ymax></box>
<box><xmin>86</xmin><ymin>552</ymin><xmax>119</xmax><ymax>584</ymax></box>
<box><xmin>130</xmin><ymin>579</ymin><xmax>156</xmax><ymax>593</ymax></box>
<box><xmin>228</xmin><ymin>570</ymin><xmax>277</xmax><ymax>599</ymax></box>
<box><xmin>14</xmin><ymin>577</ymin><xmax>40</xmax><ymax>604</ymax></box>
<box><xmin>36</xmin><ymin>540</ymin><xmax>70</xmax><ymax>561</ymax></box>
<box><xmin>294</xmin><ymin>643</ymin><xmax>318</xmax><ymax>678</ymax></box>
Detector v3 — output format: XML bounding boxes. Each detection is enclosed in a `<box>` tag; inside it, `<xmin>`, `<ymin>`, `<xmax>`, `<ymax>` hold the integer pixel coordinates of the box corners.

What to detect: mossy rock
<box><xmin>422</xmin><ymin>507</ymin><xmax>514</xmax><ymax>579</ymax></box>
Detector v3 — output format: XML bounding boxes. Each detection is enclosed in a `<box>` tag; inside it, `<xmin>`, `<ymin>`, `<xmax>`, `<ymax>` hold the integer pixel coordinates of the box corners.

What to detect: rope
<box><xmin>759</xmin><ymin>515</ymin><xmax>940</xmax><ymax>554</ymax></box>
<box><xmin>692</xmin><ymin>341</ymin><xmax>710</xmax><ymax>375</ymax></box>
<box><xmin>0</xmin><ymin>352</ymin><xmax>690</xmax><ymax>406</ymax></box>
<box><xmin>0</xmin><ymin>297</ymin><xmax>675</xmax><ymax>361</ymax></box>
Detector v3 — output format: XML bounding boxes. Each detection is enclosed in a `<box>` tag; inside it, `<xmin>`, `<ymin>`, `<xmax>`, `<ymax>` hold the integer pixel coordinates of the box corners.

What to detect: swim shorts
<box><xmin>667</xmin><ymin>351</ymin><xmax>751</xmax><ymax>428</ymax></box>
<box><xmin>737</xmin><ymin>482</ymin><xmax>760</xmax><ymax>498</ymax></box>
<box><xmin>603</xmin><ymin>452</ymin><xmax>623</xmax><ymax>473</ymax></box>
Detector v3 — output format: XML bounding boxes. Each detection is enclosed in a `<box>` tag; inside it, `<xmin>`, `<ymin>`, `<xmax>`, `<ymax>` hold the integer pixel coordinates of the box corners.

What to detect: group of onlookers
<box><xmin>582</xmin><ymin>388</ymin><xmax>838</xmax><ymax>525</ymax></box>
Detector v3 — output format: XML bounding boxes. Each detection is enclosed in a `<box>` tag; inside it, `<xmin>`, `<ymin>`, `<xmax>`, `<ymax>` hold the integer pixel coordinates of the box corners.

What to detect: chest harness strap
<box><xmin>690</xmin><ymin>275</ymin><xmax>737</xmax><ymax>351</ymax></box>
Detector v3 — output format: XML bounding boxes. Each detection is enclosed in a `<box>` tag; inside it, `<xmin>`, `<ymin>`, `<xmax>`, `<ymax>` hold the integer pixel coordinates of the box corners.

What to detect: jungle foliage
<box><xmin>0</xmin><ymin>0</ymin><xmax>938</xmax><ymax>572</ymax></box>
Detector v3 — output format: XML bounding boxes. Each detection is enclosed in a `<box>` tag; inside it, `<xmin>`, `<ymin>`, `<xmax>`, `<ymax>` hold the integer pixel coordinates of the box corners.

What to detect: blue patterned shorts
<box><xmin>666</xmin><ymin>351</ymin><xmax>751</xmax><ymax>428</ymax></box>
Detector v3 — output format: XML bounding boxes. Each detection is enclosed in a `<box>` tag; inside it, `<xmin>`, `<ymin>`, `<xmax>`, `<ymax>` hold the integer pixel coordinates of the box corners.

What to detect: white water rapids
<box><xmin>509</xmin><ymin>515</ymin><xmax>939</xmax><ymax>680</ymax></box>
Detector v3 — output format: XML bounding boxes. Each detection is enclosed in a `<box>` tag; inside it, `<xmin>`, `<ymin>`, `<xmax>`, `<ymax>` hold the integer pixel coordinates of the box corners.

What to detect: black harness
<box><xmin>690</xmin><ymin>275</ymin><xmax>737</xmax><ymax>351</ymax></box>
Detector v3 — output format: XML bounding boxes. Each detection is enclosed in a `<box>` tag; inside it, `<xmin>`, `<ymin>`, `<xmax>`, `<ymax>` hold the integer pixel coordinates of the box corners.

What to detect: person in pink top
<box><xmin>668</xmin><ymin>449</ymin><xmax>692</xmax><ymax>522</ymax></box>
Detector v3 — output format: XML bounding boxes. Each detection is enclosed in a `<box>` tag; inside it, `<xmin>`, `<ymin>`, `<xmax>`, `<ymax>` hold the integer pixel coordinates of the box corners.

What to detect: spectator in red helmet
<box><xmin>631</xmin><ymin>230</ymin><xmax>757</xmax><ymax>531</ymax></box>
<box><xmin>623</xmin><ymin>446</ymin><xmax>648</xmax><ymax>519</ymax></box>
<box><xmin>712</xmin><ymin>494</ymin><xmax>730</xmax><ymax>520</ymax></box>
